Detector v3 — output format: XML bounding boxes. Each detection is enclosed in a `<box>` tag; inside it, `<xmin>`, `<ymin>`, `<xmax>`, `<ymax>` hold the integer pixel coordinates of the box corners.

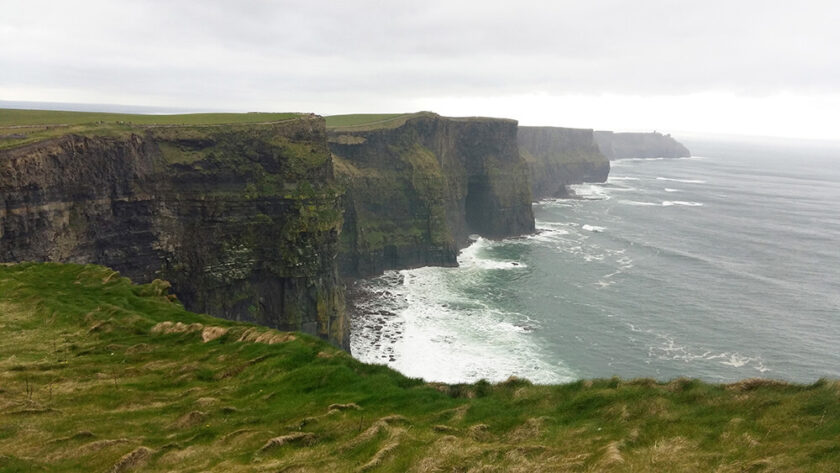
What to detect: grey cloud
<box><xmin>2</xmin><ymin>0</ymin><xmax>839</xmax><ymax>107</ymax></box>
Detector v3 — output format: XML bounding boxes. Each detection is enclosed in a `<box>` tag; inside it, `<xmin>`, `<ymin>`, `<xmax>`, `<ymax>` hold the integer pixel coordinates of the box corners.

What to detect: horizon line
<box><xmin>3</xmin><ymin>99</ymin><xmax>839</xmax><ymax>145</ymax></box>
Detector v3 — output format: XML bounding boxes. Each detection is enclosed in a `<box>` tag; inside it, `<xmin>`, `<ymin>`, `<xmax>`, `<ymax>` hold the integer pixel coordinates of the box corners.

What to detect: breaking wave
<box><xmin>656</xmin><ymin>177</ymin><xmax>707</xmax><ymax>184</ymax></box>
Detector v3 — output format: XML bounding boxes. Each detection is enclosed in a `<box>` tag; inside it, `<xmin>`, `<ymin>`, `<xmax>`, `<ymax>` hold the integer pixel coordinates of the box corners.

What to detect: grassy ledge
<box><xmin>0</xmin><ymin>263</ymin><xmax>838</xmax><ymax>472</ymax></box>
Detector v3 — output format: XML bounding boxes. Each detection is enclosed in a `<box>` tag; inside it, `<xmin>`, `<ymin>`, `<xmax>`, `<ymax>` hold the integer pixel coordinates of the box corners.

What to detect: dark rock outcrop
<box><xmin>518</xmin><ymin>126</ymin><xmax>610</xmax><ymax>199</ymax></box>
<box><xmin>328</xmin><ymin>113</ymin><xmax>535</xmax><ymax>278</ymax></box>
<box><xmin>0</xmin><ymin>117</ymin><xmax>348</xmax><ymax>348</ymax></box>
<box><xmin>594</xmin><ymin>131</ymin><xmax>691</xmax><ymax>160</ymax></box>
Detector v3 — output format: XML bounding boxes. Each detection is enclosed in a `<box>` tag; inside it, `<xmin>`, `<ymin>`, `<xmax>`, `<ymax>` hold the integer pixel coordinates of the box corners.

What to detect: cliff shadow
<box><xmin>464</xmin><ymin>175</ymin><xmax>494</xmax><ymax>237</ymax></box>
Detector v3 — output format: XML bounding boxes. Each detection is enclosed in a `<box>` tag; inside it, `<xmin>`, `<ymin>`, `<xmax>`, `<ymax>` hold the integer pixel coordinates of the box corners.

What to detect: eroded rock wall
<box><xmin>329</xmin><ymin>113</ymin><xmax>535</xmax><ymax>277</ymax></box>
<box><xmin>0</xmin><ymin>118</ymin><xmax>348</xmax><ymax>348</ymax></box>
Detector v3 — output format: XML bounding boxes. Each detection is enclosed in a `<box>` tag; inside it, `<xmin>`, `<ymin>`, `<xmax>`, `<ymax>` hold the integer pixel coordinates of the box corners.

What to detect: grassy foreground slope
<box><xmin>1</xmin><ymin>264</ymin><xmax>838</xmax><ymax>472</ymax></box>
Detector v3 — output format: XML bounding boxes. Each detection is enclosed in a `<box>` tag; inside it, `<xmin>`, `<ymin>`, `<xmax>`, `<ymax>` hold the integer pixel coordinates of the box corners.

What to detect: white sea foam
<box><xmin>496</xmin><ymin>321</ymin><xmax>532</xmax><ymax>333</ymax></box>
<box><xmin>351</xmin><ymin>240</ymin><xmax>575</xmax><ymax>384</ymax></box>
<box><xmin>662</xmin><ymin>201</ymin><xmax>704</xmax><ymax>207</ymax></box>
<box><xmin>534</xmin><ymin>220</ymin><xmax>571</xmax><ymax>230</ymax></box>
<box><xmin>458</xmin><ymin>237</ymin><xmax>527</xmax><ymax>269</ymax></box>
<box><xmin>608</xmin><ymin>176</ymin><xmax>640</xmax><ymax>181</ymax></box>
<box><xmin>664</xmin><ymin>188</ymin><xmax>680</xmax><ymax>192</ymax></box>
<box><xmin>603</xmin><ymin>184</ymin><xmax>637</xmax><ymax>192</ymax></box>
<box><xmin>568</xmin><ymin>184</ymin><xmax>610</xmax><ymax>200</ymax></box>
<box><xmin>524</xmin><ymin>220</ymin><xmax>577</xmax><ymax>245</ymax></box>
<box><xmin>612</xmin><ymin>157</ymin><xmax>666</xmax><ymax>165</ymax></box>
<box><xmin>528</xmin><ymin>228</ymin><xmax>571</xmax><ymax>245</ymax></box>
<box><xmin>618</xmin><ymin>200</ymin><xmax>658</xmax><ymax>206</ymax></box>
<box><xmin>582</xmin><ymin>224</ymin><xmax>606</xmax><ymax>232</ymax></box>
<box><xmin>538</xmin><ymin>198</ymin><xmax>574</xmax><ymax>208</ymax></box>
<box><xmin>618</xmin><ymin>199</ymin><xmax>702</xmax><ymax>207</ymax></box>
<box><xmin>616</xmin><ymin>256</ymin><xmax>634</xmax><ymax>269</ymax></box>
<box><xmin>613</xmin><ymin>157</ymin><xmax>700</xmax><ymax>165</ymax></box>
<box><xmin>534</xmin><ymin>226</ymin><xmax>570</xmax><ymax>236</ymax></box>
<box><xmin>583</xmin><ymin>253</ymin><xmax>605</xmax><ymax>262</ymax></box>
<box><xmin>656</xmin><ymin>177</ymin><xmax>707</xmax><ymax>184</ymax></box>
<box><xmin>626</xmin><ymin>323</ymin><xmax>769</xmax><ymax>373</ymax></box>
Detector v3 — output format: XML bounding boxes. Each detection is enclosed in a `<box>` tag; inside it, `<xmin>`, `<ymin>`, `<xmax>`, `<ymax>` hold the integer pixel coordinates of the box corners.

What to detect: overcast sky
<box><xmin>2</xmin><ymin>0</ymin><xmax>839</xmax><ymax>139</ymax></box>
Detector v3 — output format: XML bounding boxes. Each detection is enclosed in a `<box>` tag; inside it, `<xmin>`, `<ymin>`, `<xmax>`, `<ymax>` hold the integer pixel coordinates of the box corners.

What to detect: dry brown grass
<box><xmin>259</xmin><ymin>432</ymin><xmax>317</xmax><ymax>452</ymax></box>
<box><xmin>467</xmin><ymin>424</ymin><xmax>492</xmax><ymax>442</ymax></box>
<box><xmin>432</xmin><ymin>424</ymin><xmax>459</xmax><ymax>434</ymax></box>
<box><xmin>237</xmin><ymin>327</ymin><xmax>297</xmax><ymax>344</ymax></box>
<box><xmin>108</xmin><ymin>446</ymin><xmax>153</xmax><ymax>473</ymax></box>
<box><xmin>598</xmin><ymin>441</ymin><xmax>625</xmax><ymax>467</ymax></box>
<box><xmin>507</xmin><ymin>417</ymin><xmax>551</xmax><ymax>442</ymax></box>
<box><xmin>172</xmin><ymin>410</ymin><xmax>208</xmax><ymax>429</ymax></box>
<box><xmin>328</xmin><ymin>402</ymin><xmax>361</xmax><ymax>412</ymax></box>
<box><xmin>201</xmin><ymin>326</ymin><xmax>228</xmax><ymax>342</ymax></box>
<box><xmin>150</xmin><ymin>321</ymin><xmax>203</xmax><ymax>335</ymax></box>
<box><xmin>358</xmin><ymin>438</ymin><xmax>401</xmax><ymax>472</ymax></box>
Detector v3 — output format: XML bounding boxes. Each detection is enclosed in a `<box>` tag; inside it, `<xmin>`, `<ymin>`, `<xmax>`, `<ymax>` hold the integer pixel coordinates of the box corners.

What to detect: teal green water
<box><xmin>351</xmin><ymin>137</ymin><xmax>840</xmax><ymax>384</ymax></box>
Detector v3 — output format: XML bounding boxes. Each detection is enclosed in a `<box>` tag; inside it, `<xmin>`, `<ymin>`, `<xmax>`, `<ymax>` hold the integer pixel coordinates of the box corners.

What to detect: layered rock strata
<box><xmin>328</xmin><ymin>113</ymin><xmax>535</xmax><ymax>277</ymax></box>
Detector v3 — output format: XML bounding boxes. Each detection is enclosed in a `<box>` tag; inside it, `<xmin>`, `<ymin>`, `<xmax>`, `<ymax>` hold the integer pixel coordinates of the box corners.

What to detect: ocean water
<box><xmin>350</xmin><ymin>137</ymin><xmax>840</xmax><ymax>384</ymax></box>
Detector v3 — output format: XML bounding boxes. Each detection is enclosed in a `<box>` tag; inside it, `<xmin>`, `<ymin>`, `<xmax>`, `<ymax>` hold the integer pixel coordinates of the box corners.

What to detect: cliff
<box><xmin>594</xmin><ymin>130</ymin><xmax>691</xmax><ymax>160</ymax></box>
<box><xmin>518</xmin><ymin>126</ymin><xmax>610</xmax><ymax>199</ymax></box>
<box><xmin>0</xmin><ymin>114</ymin><xmax>348</xmax><ymax>348</ymax></box>
<box><xmin>327</xmin><ymin>113</ymin><xmax>535</xmax><ymax>277</ymax></box>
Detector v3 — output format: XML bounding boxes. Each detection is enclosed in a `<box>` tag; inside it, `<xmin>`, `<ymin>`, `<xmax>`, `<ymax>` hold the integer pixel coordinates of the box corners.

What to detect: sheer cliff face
<box><xmin>329</xmin><ymin>114</ymin><xmax>535</xmax><ymax>277</ymax></box>
<box><xmin>0</xmin><ymin>118</ymin><xmax>348</xmax><ymax>348</ymax></box>
<box><xmin>594</xmin><ymin>131</ymin><xmax>691</xmax><ymax>160</ymax></box>
<box><xmin>517</xmin><ymin>127</ymin><xmax>610</xmax><ymax>199</ymax></box>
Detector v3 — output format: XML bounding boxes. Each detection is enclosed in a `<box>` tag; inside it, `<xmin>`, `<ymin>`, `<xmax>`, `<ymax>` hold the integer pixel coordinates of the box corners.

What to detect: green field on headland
<box><xmin>325</xmin><ymin>113</ymin><xmax>428</xmax><ymax>131</ymax></box>
<box><xmin>0</xmin><ymin>109</ymin><xmax>301</xmax><ymax>150</ymax></box>
<box><xmin>0</xmin><ymin>109</ymin><xmax>299</xmax><ymax>127</ymax></box>
<box><xmin>1</xmin><ymin>263</ymin><xmax>838</xmax><ymax>472</ymax></box>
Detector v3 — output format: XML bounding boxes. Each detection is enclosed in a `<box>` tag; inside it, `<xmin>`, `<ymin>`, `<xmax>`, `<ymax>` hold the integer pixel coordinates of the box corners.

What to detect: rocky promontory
<box><xmin>594</xmin><ymin>130</ymin><xmax>691</xmax><ymax>160</ymax></box>
<box><xmin>328</xmin><ymin>112</ymin><xmax>535</xmax><ymax>277</ymax></box>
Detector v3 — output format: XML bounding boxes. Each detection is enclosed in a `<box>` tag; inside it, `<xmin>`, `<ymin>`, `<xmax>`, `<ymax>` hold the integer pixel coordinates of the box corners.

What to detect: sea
<box><xmin>350</xmin><ymin>136</ymin><xmax>840</xmax><ymax>384</ymax></box>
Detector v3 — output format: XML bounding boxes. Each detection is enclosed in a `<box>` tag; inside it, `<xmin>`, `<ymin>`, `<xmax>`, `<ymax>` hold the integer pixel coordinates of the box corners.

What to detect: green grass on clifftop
<box><xmin>0</xmin><ymin>109</ymin><xmax>300</xmax><ymax>127</ymax></box>
<box><xmin>1</xmin><ymin>263</ymin><xmax>839</xmax><ymax>472</ymax></box>
<box><xmin>325</xmin><ymin>113</ymin><xmax>434</xmax><ymax>131</ymax></box>
<box><xmin>0</xmin><ymin>109</ymin><xmax>302</xmax><ymax>150</ymax></box>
